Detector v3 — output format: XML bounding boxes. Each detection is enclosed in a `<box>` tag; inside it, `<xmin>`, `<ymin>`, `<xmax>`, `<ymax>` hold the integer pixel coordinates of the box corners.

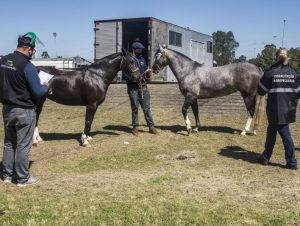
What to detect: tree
<box><xmin>212</xmin><ymin>31</ymin><xmax>239</xmax><ymax>66</ymax></box>
<box><xmin>289</xmin><ymin>48</ymin><xmax>300</xmax><ymax>72</ymax></box>
<box><xmin>233</xmin><ymin>55</ymin><xmax>247</xmax><ymax>63</ymax></box>
<box><xmin>41</xmin><ymin>51</ymin><xmax>50</xmax><ymax>58</ymax></box>
<box><xmin>248</xmin><ymin>44</ymin><xmax>276</xmax><ymax>70</ymax></box>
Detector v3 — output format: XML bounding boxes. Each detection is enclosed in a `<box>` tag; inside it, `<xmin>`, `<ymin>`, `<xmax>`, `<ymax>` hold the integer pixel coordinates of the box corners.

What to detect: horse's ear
<box><xmin>121</xmin><ymin>47</ymin><xmax>128</xmax><ymax>56</ymax></box>
<box><xmin>159</xmin><ymin>44</ymin><xmax>163</xmax><ymax>52</ymax></box>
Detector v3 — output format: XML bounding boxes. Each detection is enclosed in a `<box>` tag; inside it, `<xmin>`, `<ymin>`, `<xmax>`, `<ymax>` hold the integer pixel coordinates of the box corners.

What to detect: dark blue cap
<box><xmin>132</xmin><ymin>41</ymin><xmax>145</xmax><ymax>49</ymax></box>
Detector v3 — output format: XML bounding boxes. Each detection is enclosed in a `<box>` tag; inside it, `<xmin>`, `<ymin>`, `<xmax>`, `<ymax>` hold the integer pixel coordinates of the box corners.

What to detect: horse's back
<box><xmin>195</xmin><ymin>62</ymin><xmax>262</xmax><ymax>98</ymax></box>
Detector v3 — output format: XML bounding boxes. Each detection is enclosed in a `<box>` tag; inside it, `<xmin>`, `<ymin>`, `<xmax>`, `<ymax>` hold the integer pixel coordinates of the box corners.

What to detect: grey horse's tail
<box><xmin>253</xmin><ymin>94</ymin><xmax>266</xmax><ymax>130</ymax></box>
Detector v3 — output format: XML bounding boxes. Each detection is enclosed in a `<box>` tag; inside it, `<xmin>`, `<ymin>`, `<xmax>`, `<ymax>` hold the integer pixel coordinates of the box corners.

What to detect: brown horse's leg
<box><xmin>191</xmin><ymin>99</ymin><xmax>200</xmax><ymax>132</ymax></box>
<box><xmin>82</xmin><ymin>103</ymin><xmax>98</xmax><ymax>147</ymax></box>
<box><xmin>182</xmin><ymin>94</ymin><xmax>197</xmax><ymax>135</ymax></box>
<box><xmin>33</xmin><ymin>96</ymin><xmax>47</xmax><ymax>146</ymax></box>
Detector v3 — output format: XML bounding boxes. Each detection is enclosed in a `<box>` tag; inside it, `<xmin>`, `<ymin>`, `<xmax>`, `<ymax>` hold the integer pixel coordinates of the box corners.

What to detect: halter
<box><xmin>119</xmin><ymin>55</ymin><xmax>139</xmax><ymax>74</ymax></box>
<box><xmin>154</xmin><ymin>49</ymin><xmax>168</xmax><ymax>72</ymax></box>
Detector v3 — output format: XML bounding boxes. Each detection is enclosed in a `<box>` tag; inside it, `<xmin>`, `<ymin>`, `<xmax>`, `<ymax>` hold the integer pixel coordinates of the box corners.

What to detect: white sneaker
<box><xmin>17</xmin><ymin>177</ymin><xmax>40</xmax><ymax>187</ymax></box>
<box><xmin>3</xmin><ymin>177</ymin><xmax>12</xmax><ymax>183</ymax></box>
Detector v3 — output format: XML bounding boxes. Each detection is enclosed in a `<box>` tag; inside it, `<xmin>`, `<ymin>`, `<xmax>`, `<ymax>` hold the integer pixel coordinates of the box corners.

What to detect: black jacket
<box><xmin>258</xmin><ymin>63</ymin><xmax>300</xmax><ymax>124</ymax></box>
<box><xmin>0</xmin><ymin>51</ymin><xmax>47</xmax><ymax>108</ymax></box>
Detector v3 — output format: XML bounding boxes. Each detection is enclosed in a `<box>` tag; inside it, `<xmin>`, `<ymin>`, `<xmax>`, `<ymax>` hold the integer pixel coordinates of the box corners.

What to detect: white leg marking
<box><xmin>81</xmin><ymin>133</ymin><xmax>91</xmax><ymax>147</ymax></box>
<box><xmin>185</xmin><ymin>116</ymin><xmax>191</xmax><ymax>130</ymax></box>
<box><xmin>32</xmin><ymin>127</ymin><xmax>38</xmax><ymax>145</ymax></box>
<box><xmin>245</xmin><ymin>117</ymin><xmax>252</xmax><ymax>132</ymax></box>
<box><xmin>35</xmin><ymin>127</ymin><xmax>44</xmax><ymax>143</ymax></box>
<box><xmin>241</xmin><ymin>117</ymin><xmax>253</xmax><ymax>136</ymax></box>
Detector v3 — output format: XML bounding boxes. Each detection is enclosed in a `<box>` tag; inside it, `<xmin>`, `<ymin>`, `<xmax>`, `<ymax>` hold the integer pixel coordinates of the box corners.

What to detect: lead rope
<box><xmin>138</xmin><ymin>76</ymin><xmax>145</xmax><ymax>104</ymax></box>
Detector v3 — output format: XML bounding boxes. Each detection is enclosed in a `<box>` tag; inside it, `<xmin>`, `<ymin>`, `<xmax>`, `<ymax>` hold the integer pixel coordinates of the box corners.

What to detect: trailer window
<box><xmin>207</xmin><ymin>41</ymin><xmax>213</xmax><ymax>53</ymax></box>
<box><xmin>169</xmin><ymin>31</ymin><xmax>182</xmax><ymax>47</ymax></box>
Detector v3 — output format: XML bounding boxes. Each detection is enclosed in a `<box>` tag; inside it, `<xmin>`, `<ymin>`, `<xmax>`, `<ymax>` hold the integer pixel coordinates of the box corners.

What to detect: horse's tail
<box><xmin>253</xmin><ymin>94</ymin><xmax>266</xmax><ymax>131</ymax></box>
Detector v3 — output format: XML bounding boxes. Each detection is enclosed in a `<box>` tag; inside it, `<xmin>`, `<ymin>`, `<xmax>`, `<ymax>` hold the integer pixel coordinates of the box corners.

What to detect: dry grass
<box><xmin>0</xmin><ymin>100</ymin><xmax>299</xmax><ymax>226</ymax></box>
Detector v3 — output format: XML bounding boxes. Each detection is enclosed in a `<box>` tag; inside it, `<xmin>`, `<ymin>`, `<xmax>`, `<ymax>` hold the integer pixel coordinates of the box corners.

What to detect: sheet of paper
<box><xmin>38</xmin><ymin>70</ymin><xmax>54</xmax><ymax>85</ymax></box>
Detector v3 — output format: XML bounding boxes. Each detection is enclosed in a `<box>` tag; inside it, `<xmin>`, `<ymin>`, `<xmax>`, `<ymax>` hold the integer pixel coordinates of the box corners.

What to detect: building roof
<box><xmin>94</xmin><ymin>17</ymin><xmax>211</xmax><ymax>38</ymax></box>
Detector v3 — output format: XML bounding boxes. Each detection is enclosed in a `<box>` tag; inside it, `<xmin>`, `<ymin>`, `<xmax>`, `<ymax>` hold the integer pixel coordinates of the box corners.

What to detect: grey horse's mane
<box><xmin>166</xmin><ymin>48</ymin><xmax>204</xmax><ymax>67</ymax></box>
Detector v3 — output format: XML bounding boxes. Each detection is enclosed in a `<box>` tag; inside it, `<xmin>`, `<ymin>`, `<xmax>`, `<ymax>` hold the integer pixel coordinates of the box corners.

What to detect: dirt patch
<box><xmin>175</xmin><ymin>150</ymin><xmax>197</xmax><ymax>160</ymax></box>
<box><xmin>40</xmin><ymin>171</ymin><xmax>149</xmax><ymax>196</ymax></box>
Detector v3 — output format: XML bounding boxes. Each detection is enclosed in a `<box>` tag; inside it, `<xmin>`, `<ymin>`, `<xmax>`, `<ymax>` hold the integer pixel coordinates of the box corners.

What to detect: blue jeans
<box><xmin>127</xmin><ymin>85</ymin><xmax>154</xmax><ymax>128</ymax></box>
<box><xmin>262</xmin><ymin>124</ymin><xmax>297</xmax><ymax>167</ymax></box>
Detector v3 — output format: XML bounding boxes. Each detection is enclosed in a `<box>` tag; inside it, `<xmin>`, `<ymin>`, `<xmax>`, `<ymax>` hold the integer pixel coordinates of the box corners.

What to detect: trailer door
<box><xmin>94</xmin><ymin>21</ymin><xmax>122</xmax><ymax>60</ymax></box>
<box><xmin>190</xmin><ymin>39</ymin><xmax>205</xmax><ymax>64</ymax></box>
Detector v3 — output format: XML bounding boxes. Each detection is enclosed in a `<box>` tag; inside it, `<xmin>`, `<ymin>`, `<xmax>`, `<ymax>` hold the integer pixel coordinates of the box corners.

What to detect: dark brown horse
<box><xmin>34</xmin><ymin>49</ymin><xmax>140</xmax><ymax>147</ymax></box>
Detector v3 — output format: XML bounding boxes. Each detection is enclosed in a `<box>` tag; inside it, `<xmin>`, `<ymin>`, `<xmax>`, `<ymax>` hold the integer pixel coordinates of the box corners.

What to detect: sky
<box><xmin>0</xmin><ymin>0</ymin><xmax>299</xmax><ymax>61</ymax></box>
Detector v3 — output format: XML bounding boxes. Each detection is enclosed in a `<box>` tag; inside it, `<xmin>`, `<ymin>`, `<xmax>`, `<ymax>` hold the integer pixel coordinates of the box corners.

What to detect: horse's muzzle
<box><xmin>152</xmin><ymin>65</ymin><xmax>160</xmax><ymax>74</ymax></box>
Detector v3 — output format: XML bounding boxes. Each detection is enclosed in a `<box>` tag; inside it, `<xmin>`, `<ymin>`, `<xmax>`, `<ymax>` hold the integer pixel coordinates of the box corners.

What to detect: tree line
<box><xmin>213</xmin><ymin>30</ymin><xmax>300</xmax><ymax>72</ymax></box>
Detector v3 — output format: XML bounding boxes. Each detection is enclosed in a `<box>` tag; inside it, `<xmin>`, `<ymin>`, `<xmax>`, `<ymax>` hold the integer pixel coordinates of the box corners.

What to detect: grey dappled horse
<box><xmin>152</xmin><ymin>45</ymin><xmax>264</xmax><ymax>135</ymax></box>
<box><xmin>34</xmin><ymin>49</ymin><xmax>140</xmax><ymax>147</ymax></box>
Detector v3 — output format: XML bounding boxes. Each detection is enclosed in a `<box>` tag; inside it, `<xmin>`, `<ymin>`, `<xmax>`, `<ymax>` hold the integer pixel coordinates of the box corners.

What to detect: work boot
<box><xmin>284</xmin><ymin>164</ymin><xmax>298</xmax><ymax>170</ymax></box>
<box><xmin>132</xmin><ymin>127</ymin><xmax>139</xmax><ymax>136</ymax></box>
<box><xmin>149</xmin><ymin>127</ymin><xmax>158</xmax><ymax>135</ymax></box>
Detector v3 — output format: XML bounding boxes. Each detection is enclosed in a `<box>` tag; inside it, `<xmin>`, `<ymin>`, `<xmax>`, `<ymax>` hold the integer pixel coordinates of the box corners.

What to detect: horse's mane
<box><xmin>166</xmin><ymin>48</ymin><xmax>204</xmax><ymax>67</ymax></box>
<box><xmin>91</xmin><ymin>52</ymin><xmax>122</xmax><ymax>66</ymax></box>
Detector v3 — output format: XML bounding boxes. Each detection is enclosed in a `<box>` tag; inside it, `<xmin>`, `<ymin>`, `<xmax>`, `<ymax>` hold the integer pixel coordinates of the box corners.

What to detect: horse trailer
<box><xmin>94</xmin><ymin>17</ymin><xmax>213</xmax><ymax>82</ymax></box>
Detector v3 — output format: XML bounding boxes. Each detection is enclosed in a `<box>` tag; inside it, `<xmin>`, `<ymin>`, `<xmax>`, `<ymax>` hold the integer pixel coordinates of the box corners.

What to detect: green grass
<box><xmin>0</xmin><ymin>101</ymin><xmax>299</xmax><ymax>225</ymax></box>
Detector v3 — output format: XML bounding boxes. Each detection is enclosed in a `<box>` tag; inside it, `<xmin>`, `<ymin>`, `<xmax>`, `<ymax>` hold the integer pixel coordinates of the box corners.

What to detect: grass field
<box><xmin>0</xmin><ymin>101</ymin><xmax>299</xmax><ymax>226</ymax></box>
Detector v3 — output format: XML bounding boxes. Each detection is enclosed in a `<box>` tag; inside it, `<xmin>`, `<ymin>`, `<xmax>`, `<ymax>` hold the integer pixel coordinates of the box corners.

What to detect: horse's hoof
<box><xmin>82</xmin><ymin>143</ymin><xmax>92</xmax><ymax>148</ymax></box>
<box><xmin>241</xmin><ymin>130</ymin><xmax>247</xmax><ymax>136</ymax></box>
<box><xmin>187</xmin><ymin>128</ymin><xmax>192</xmax><ymax>135</ymax></box>
<box><xmin>37</xmin><ymin>139</ymin><xmax>45</xmax><ymax>144</ymax></box>
<box><xmin>192</xmin><ymin>128</ymin><xmax>199</xmax><ymax>133</ymax></box>
<box><xmin>32</xmin><ymin>142</ymin><xmax>38</xmax><ymax>147</ymax></box>
<box><xmin>253</xmin><ymin>130</ymin><xmax>257</xmax><ymax>136</ymax></box>
<box><xmin>87</xmin><ymin>137</ymin><xmax>93</xmax><ymax>143</ymax></box>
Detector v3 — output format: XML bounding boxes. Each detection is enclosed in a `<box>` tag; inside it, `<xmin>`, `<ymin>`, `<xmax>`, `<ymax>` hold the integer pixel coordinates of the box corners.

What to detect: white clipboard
<box><xmin>38</xmin><ymin>70</ymin><xmax>54</xmax><ymax>85</ymax></box>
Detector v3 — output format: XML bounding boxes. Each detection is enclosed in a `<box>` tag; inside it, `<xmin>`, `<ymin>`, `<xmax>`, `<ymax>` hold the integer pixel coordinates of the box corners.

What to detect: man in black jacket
<box><xmin>257</xmin><ymin>48</ymin><xmax>299</xmax><ymax>170</ymax></box>
<box><xmin>0</xmin><ymin>32</ymin><xmax>49</xmax><ymax>186</ymax></box>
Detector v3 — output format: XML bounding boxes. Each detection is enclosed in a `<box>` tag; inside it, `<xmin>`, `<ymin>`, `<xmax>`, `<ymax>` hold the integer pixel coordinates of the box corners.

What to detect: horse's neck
<box><xmin>93</xmin><ymin>57</ymin><xmax>121</xmax><ymax>85</ymax></box>
<box><xmin>167</xmin><ymin>51</ymin><xmax>192</xmax><ymax>82</ymax></box>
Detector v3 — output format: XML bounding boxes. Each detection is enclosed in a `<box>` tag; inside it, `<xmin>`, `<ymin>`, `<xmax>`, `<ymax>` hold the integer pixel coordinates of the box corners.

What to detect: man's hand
<box><xmin>42</xmin><ymin>81</ymin><xmax>49</xmax><ymax>88</ymax></box>
<box><xmin>144</xmin><ymin>68</ymin><xmax>152</xmax><ymax>79</ymax></box>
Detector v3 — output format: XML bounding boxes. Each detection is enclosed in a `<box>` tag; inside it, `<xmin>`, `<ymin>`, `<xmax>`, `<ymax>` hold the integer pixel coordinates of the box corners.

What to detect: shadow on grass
<box><xmin>103</xmin><ymin>125</ymin><xmax>149</xmax><ymax>134</ymax></box>
<box><xmin>40</xmin><ymin>130</ymin><xmax>119</xmax><ymax>142</ymax></box>
<box><xmin>103</xmin><ymin>125</ymin><xmax>132</xmax><ymax>133</ymax></box>
<box><xmin>218</xmin><ymin>146</ymin><xmax>284</xmax><ymax>168</ymax></box>
<box><xmin>156</xmin><ymin>125</ymin><xmax>242</xmax><ymax>134</ymax></box>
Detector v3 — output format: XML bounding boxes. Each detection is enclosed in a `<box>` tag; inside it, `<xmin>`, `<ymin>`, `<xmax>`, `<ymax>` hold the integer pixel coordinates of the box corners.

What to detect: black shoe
<box><xmin>284</xmin><ymin>164</ymin><xmax>298</xmax><ymax>170</ymax></box>
<box><xmin>257</xmin><ymin>155</ymin><xmax>268</xmax><ymax>165</ymax></box>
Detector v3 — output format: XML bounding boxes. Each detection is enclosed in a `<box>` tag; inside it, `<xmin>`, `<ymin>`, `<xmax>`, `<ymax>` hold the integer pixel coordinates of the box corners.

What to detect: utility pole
<box><xmin>281</xmin><ymin>19</ymin><xmax>286</xmax><ymax>47</ymax></box>
<box><xmin>53</xmin><ymin>32</ymin><xmax>57</xmax><ymax>58</ymax></box>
